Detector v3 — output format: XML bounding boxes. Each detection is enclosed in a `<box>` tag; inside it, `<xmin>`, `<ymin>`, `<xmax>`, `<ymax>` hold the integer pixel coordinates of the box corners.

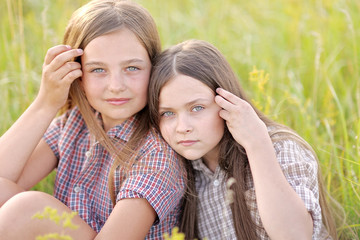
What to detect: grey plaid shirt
<box><xmin>192</xmin><ymin>139</ymin><xmax>331</xmax><ymax>240</ymax></box>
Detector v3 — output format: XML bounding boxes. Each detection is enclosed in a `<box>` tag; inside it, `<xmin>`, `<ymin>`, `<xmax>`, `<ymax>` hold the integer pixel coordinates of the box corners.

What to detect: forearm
<box><xmin>0</xmin><ymin>177</ymin><xmax>24</xmax><ymax>207</ymax></box>
<box><xmin>96</xmin><ymin>198</ymin><xmax>156</xmax><ymax>240</ymax></box>
<box><xmin>247</xmin><ymin>137</ymin><xmax>313</xmax><ymax>240</ymax></box>
<box><xmin>0</xmin><ymin>99</ymin><xmax>58</xmax><ymax>181</ymax></box>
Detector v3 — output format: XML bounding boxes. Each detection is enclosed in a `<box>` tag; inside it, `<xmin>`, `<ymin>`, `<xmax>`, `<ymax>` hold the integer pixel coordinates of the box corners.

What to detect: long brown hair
<box><xmin>61</xmin><ymin>0</ymin><xmax>161</xmax><ymax>205</ymax></box>
<box><xmin>148</xmin><ymin>39</ymin><xmax>337</xmax><ymax>239</ymax></box>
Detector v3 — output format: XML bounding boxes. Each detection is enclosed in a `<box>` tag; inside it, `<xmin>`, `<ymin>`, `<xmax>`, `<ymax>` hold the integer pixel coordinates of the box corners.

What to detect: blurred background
<box><xmin>1</xmin><ymin>0</ymin><xmax>359</xmax><ymax>238</ymax></box>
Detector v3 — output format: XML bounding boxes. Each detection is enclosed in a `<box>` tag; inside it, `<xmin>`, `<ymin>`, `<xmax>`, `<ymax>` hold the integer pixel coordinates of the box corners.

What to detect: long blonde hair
<box><xmin>148</xmin><ymin>39</ymin><xmax>337</xmax><ymax>239</ymax></box>
<box><xmin>61</xmin><ymin>0</ymin><xmax>161</xmax><ymax>205</ymax></box>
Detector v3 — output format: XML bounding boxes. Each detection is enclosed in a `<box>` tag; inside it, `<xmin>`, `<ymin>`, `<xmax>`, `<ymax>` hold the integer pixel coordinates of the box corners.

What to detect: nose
<box><xmin>108</xmin><ymin>72</ymin><xmax>126</xmax><ymax>92</ymax></box>
<box><xmin>176</xmin><ymin>114</ymin><xmax>193</xmax><ymax>134</ymax></box>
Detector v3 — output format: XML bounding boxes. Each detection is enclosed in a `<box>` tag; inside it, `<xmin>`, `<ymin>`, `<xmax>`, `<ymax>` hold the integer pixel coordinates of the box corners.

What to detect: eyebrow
<box><xmin>84</xmin><ymin>61</ymin><xmax>106</xmax><ymax>67</ymax></box>
<box><xmin>84</xmin><ymin>58</ymin><xmax>146</xmax><ymax>67</ymax></box>
<box><xmin>159</xmin><ymin>98</ymin><xmax>211</xmax><ymax>109</ymax></box>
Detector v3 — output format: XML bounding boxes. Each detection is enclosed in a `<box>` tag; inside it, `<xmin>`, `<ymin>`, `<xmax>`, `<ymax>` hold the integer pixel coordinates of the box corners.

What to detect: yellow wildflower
<box><xmin>32</xmin><ymin>206</ymin><xmax>80</xmax><ymax>240</ymax></box>
<box><xmin>249</xmin><ymin>66</ymin><xmax>269</xmax><ymax>92</ymax></box>
<box><xmin>163</xmin><ymin>227</ymin><xmax>185</xmax><ymax>240</ymax></box>
<box><xmin>62</xmin><ymin>211</ymin><xmax>79</xmax><ymax>230</ymax></box>
<box><xmin>35</xmin><ymin>233</ymin><xmax>73</xmax><ymax>240</ymax></box>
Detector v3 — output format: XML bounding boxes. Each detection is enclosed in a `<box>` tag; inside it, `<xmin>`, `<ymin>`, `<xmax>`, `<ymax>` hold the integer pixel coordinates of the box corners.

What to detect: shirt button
<box><xmin>85</xmin><ymin>151</ymin><xmax>91</xmax><ymax>158</ymax></box>
<box><xmin>74</xmin><ymin>186</ymin><xmax>81</xmax><ymax>193</ymax></box>
<box><xmin>213</xmin><ymin>179</ymin><xmax>220</xmax><ymax>186</ymax></box>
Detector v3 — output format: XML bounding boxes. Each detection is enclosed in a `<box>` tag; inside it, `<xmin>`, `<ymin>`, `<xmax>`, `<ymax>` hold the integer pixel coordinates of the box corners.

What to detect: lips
<box><xmin>178</xmin><ymin>140</ymin><xmax>198</xmax><ymax>146</ymax></box>
<box><xmin>106</xmin><ymin>98</ymin><xmax>130</xmax><ymax>105</ymax></box>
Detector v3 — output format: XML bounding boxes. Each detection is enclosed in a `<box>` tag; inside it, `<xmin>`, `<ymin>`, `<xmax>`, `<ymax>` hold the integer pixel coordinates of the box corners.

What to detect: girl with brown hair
<box><xmin>148</xmin><ymin>39</ymin><xmax>337</xmax><ymax>239</ymax></box>
<box><xmin>0</xmin><ymin>1</ymin><xmax>185</xmax><ymax>239</ymax></box>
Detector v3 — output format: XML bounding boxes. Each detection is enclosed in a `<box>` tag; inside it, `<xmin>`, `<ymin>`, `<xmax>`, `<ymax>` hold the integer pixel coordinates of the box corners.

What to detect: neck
<box><xmin>203</xmin><ymin>159</ymin><xmax>218</xmax><ymax>172</ymax></box>
<box><xmin>202</xmin><ymin>150</ymin><xmax>220</xmax><ymax>173</ymax></box>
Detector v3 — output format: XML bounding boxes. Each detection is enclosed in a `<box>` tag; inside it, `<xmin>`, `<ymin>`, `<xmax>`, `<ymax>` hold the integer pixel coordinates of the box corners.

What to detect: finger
<box><xmin>218</xmin><ymin>108</ymin><xmax>230</xmax><ymax>121</ymax></box>
<box><xmin>62</xmin><ymin>68</ymin><xmax>83</xmax><ymax>87</ymax></box>
<box><xmin>48</xmin><ymin>48</ymin><xmax>83</xmax><ymax>73</ymax></box>
<box><xmin>54</xmin><ymin>61</ymin><xmax>82</xmax><ymax>81</ymax></box>
<box><xmin>44</xmin><ymin>45</ymin><xmax>72</xmax><ymax>65</ymax></box>
<box><xmin>216</xmin><ymin>88</ymin><xmax>242</xmax><ymax>105</ymax></box>
<box><xmin>215</xmin><ymin>94</ymin><xmax>235</xmax><ymax>112</ymax></box>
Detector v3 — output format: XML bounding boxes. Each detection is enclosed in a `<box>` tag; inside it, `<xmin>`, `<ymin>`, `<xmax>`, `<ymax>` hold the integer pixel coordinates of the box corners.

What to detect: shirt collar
<box><xmin>192</xmin><ymin>159</ymin><xmax>222</xmax><ymax>178</ymax></box>
<box><xmin>96</xmin><ymin>112</ymin><xmax>139</xmax><ymax>142</ymax></box>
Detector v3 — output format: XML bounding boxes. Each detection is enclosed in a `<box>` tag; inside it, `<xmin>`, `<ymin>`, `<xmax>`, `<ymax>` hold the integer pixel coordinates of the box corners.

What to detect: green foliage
<box><xmin>1</xmin><ymin>0</ymin><xmax>359</xmax><ymax>238</ymax></box>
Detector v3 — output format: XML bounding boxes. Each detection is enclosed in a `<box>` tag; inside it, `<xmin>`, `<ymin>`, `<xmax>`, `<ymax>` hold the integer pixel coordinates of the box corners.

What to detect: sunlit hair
<box><xmin>148</xmin><ymin>39</ymin><xmax>337</xmax><ymax>239</ymax></box>
<box><xmin>61</xmin><ymin>0</ymin><xmax>161</xmax><ymax>205</ymax></box>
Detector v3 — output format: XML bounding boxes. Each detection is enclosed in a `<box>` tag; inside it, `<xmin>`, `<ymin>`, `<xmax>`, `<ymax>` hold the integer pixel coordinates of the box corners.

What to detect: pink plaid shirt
<box><xmin>44</xmin><ymin>107</ymin><xmax>185</xmax><ymax>239</ymax></box>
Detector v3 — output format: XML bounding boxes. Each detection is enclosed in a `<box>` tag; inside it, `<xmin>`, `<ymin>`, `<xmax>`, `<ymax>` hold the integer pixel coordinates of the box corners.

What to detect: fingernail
<box><xmin>77</xmin><ymin>49</ymin><xmax>83</xmax><ymax>54</ymax></box>
<box><xmin>65</xmin><ymin>45</ymin><xmax>72</xmax><ymax>49</ymax></box>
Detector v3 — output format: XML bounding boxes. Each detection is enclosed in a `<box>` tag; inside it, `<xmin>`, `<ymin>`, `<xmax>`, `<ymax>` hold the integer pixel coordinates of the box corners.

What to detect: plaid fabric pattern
<box><xmin>192</xmin><ymin>139</ymin><xmax>331</xmax><ymax>240</ymax></box>
<box><xmin>43</xmin><ymin>107</ymin><xmax>185</xmax><ymax>239</ymax></box>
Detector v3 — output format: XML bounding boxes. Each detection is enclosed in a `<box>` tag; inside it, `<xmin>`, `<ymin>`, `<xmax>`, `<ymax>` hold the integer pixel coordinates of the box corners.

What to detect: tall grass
<box><xmin>1</xmin><ymin>0</ymin><xmax>359</xmax><ymax>238</ymax></box>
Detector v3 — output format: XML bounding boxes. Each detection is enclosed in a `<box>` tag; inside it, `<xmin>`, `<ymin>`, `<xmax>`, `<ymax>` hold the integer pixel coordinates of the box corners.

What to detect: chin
<box><xmin>181</xmin><ymin>154</ymin><xmax>202</xmax><ymax>161</ymax></box>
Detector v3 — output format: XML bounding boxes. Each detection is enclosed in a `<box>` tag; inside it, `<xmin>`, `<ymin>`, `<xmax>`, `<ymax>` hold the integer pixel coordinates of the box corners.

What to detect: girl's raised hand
<box><xmin>36</xmin><ymin>45</ymin><xmax>83</xmax><ymax>111</ymax></box>
<box><xmin>215</xmin><ymin>88</ymin><xmax>269</xmax><ymax>150</ymax></box>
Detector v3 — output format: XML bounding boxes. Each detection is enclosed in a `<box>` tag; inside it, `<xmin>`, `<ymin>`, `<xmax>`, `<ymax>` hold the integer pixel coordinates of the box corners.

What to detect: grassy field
<box><xmin>1</xmin><ymin>0</ymin><xmax>359</xmax><ymax>238</ymax></box>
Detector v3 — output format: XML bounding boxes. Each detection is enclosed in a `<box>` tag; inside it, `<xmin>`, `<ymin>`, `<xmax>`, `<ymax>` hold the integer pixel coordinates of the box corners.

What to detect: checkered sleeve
<box><xmin>43</xmin><ymin>116</ymin><xmax>62</xmax><ymax>160</ymax></box>
<box><xmin>273</xmin><ymin>139</ymin><xmax>323</xmax><ymax>239</ymax></box>
<box><xmin>116</xmin><ymin>148</ymin><xmax>184</xmax><ymax>223</ymax></box>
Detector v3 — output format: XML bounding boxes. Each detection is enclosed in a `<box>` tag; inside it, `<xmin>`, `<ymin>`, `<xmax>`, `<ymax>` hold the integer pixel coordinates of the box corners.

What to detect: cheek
<box><xmin>139</xmin><ymin>85</ymin><xmax>148</xmax><ymax>100</ymax></box>
<box><xmin>209</xmin><ymin>115</ymin><xmax>225</xmax><ymax>139</ymax></box>
<box><xmin>81</xmin><ymin>77</ymin><xmax>99</xmax><ymax>96</ymax></box>
<box><xmin>133</xmin><ymin>76</ymin><xmax>149</xmax><ymax>99</ymax></box>
<box><xmin>136</xmin><ymin>71</ymin><xmax>150</xmax><ymax>88</ymax></box>
<box><xmin>159</xmin><ymin>122</ymin><xmax>173</xmax><ymax>143</ymax></box>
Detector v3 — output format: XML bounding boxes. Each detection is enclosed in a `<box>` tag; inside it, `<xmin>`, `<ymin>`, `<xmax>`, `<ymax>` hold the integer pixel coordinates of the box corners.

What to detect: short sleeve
<box><xmin>43</xmin><ymin>116</ymin><xmax>62</xmax><ymax>160</ymax></box>
<box><xmin>273</xmin><ymin>139</ymin><xmax>323</xmax><ymax>239</ymax></box>
<box><xmin>42</xmin><ymin>108</ymin><xmax>86</xmax><ymax>161</ymax></box>
<box><xmin>116</xmin><ymin>148</ymin><xmax>185</xmax><ymax>223</ymax></box>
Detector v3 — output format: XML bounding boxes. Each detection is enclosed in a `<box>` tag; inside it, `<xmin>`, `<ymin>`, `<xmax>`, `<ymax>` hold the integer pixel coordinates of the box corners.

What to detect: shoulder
<box><xmin>267</xmin><ymin>125</ymin><xmax>319</xmax><ymax>176</ymax></box>
<box><xmin>270</xmin><ymin>129</ymin><xmax>317</xmax><ymax>165</ymax></box>
<box><xmin>51</xmin><ymin>106</ymin><xmax>85</xmax><ymax>129</ymax></box>
<box><xmin>59</xmin><ymin>107</ymin><xmax>85</xmax><ymax>128</ymax></box>
<box><xmin>118</xmin><ymin>128</ymin><xmax>185</xmax><ymax>202</ymax></box>
<box><xmin>140</xmin><ymin>127</ymin><xmax>177</xmax><ymax>158</ymax></box>
<box><xmin>46</xmin><ymin>106</ymin><xmax>88</xmax><ymax>142</ymax></box>
<box><xmin>44</xmin><ymin>107</ymin><xmax>88</xmax><ymax>158</ymax></box>
<box><xmin>271</xmin><ymin>137</ymin><xmax>319</xmax><ymax>183</ymax></box>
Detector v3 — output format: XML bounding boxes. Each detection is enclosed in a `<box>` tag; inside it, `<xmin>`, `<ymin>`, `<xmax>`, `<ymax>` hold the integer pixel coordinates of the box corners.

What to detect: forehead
<box><xmin>82</xmin><ymin>28</ymin><xmax>150</xmax><ymax>63</ymax></box>
<box><xmin>159</xmin><ymin>75</ymin><xmax>214</xmax><ymax>106</ymax></box>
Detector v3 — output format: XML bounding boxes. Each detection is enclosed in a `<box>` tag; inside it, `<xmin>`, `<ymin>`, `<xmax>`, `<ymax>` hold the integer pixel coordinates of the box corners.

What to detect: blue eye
<box><xmin>161</xmin><ymin>111</ymin><xmax>174</xmax><ymax>117</ymax></box>
<box><xmin>127</xmin><ymin>66</ymin><xmax>139</xmax><ymax>71</ymax></box>
<box><xmin>92</xmin><ymin>68</ymin><xmax>105</xmax><ymax>73</ymax></box>
<box><xmin>192</xmin><ymin>106</ymin><xmax>204</xmax><ymax>112</ymax></box>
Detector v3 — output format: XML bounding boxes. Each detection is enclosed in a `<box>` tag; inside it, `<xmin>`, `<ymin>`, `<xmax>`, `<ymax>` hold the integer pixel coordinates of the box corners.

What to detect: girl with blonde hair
<box><xmin>148</xmin><ymin>39</ymin><xmax>337</xmax><ymax>239</ymax></box>
<box><xmin>0</xmin><ymin>1</ymin><xmax>185</xmax><ymax>239</ymax></box>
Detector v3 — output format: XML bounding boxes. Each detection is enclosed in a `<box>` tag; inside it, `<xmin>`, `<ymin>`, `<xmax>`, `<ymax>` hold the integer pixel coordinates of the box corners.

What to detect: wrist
<box><xmin>31</xmin><ymin>98</ymin><xmax>60</xmax><ymax>120</ymax></box>
<box><xmin>243</xmin><ymin>129</ymin><xmax>272</xmax><ymax>153</ymax></box>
